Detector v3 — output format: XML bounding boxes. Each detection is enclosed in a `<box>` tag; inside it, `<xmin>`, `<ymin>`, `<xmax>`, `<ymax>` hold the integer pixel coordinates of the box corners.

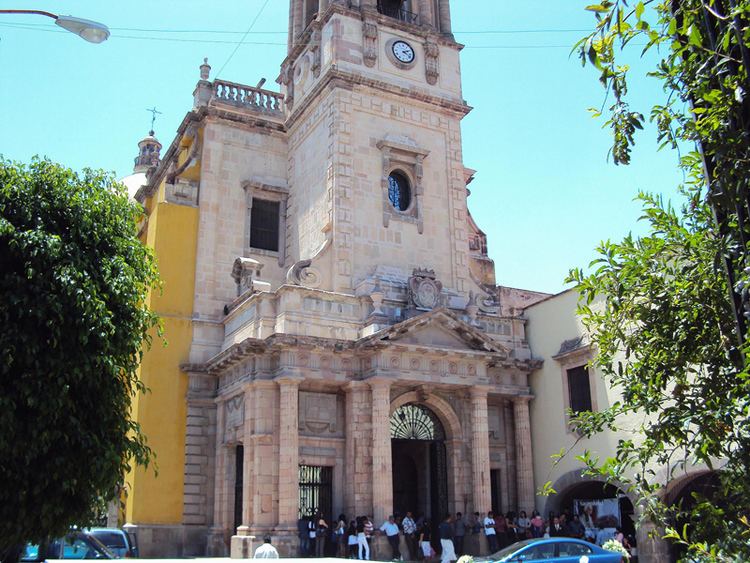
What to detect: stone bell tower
<box><xmin>279</xmin><ymin>0</ymin><xmax>484</xmax><ymax>306</ymax></box>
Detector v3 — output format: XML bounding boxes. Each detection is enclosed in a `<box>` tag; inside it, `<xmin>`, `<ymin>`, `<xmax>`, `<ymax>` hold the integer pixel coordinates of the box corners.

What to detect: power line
<box><xmin>0</xmin><ymin>23</ymin><xmax>590</xmax><ymax>49</ymax></box>
<box><xmin>0</xmin><ymin>19</ymin><xmax>591</xmax><ymax>35</ymax></box>
<box><xmin>209</xmin><ymin>0</ymin><xmax>269</xmax><ymax>79</ymax></box>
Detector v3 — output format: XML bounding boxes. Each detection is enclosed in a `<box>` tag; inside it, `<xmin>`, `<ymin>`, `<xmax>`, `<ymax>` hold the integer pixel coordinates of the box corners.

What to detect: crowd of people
<box><xmin>295</xmin><ymin>507</ymin><xmax>634</xmax><ymax>560</ymax></box>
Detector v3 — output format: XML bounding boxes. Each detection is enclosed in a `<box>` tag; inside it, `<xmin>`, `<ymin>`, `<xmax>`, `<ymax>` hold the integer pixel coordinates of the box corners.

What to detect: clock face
<box><xmin>392</xmin><ymin>40</ymin><xmax>415</xmax><ymax>64</ymax></box>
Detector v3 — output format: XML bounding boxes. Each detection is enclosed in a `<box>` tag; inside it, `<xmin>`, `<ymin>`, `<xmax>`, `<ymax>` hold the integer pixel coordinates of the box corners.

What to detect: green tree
<box><xmin>0</xmin><ymin>158</ymin><xmax>159</xmax><ymax>558</ymax></box>
<box><xmin>567</xmin><ymin>0</ymin><xmax>750</xmax><ymax>559</ymax></box>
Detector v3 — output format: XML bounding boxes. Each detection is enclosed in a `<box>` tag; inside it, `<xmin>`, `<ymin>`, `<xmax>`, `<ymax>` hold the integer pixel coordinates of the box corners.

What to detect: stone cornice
<box><xmin>285</xmin><ymin>67</ymin><xmax>471</xmax><ymax>128</ymax></box>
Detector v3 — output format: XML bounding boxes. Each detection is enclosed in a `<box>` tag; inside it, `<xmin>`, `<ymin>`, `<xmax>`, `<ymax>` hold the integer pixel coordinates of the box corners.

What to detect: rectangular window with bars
<box><xmin>299</xmin><ymin>465</ymin><xmax>332</xmax><ymax>520</ymax></box>
<box><xmin>250</xmin><ymin>198</ymin><xmax>280</xmax><ymax>252</ymax></box>
<box><xmin>567</xmin><ymin>365</ymin><xmax>593</xmax><ymax>414</ymax></box>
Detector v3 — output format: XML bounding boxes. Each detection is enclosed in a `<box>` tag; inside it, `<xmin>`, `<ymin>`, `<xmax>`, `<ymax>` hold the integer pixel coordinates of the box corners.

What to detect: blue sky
<box><xmin>0</xmin><ymin>1</ymin><xmax>683</xmax><ymax>294</ymax></box>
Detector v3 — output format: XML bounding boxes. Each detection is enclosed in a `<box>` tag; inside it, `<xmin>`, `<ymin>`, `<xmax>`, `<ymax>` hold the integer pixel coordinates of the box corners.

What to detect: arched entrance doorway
<box><xmin>390</xmin><ymin>403</ymin><xmax>448</xmax><ymax>520</ymax></box>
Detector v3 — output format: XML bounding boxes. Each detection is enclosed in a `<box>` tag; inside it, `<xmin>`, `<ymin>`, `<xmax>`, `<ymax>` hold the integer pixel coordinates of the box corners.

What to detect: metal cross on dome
<box><xmin>146</xmin><ymin>107</ymin><xmax>162</xmax><ymax>135</ymax></box>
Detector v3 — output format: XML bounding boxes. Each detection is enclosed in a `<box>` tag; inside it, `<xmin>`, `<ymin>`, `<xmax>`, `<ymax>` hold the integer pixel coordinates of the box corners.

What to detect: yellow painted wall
<box><xmin>125</xmin><ymin>178</ymin><xmax>199</xmax><ymax>524</ymax></box>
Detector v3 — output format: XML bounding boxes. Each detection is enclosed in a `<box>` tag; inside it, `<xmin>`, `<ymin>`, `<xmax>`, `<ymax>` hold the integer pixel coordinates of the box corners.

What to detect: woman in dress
<box><xmin>419</xmin><ymin>519</ymin><xmax>433</xmax><ymax>562</ymax></box>
<box><xmin>529</xmin><ymin>510</ymin><xmax>545</xmax><ymax>538</ymax></box>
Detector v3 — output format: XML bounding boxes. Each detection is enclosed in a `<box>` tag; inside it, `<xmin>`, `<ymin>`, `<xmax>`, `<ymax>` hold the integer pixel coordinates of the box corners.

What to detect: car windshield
<box><xmin>489</xmin><ymin>539</ymin><xmax>537</xmax><ymax>560</ymax></box>
<box><xmin>89</xmin><ymin>532</ymin><xmax>126</xmax><ymax>549</ymax></box>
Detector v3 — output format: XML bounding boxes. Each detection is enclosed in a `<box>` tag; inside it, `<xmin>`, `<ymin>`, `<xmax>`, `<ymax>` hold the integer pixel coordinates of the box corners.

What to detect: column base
<box><xmin>230</xmin><ymin>529</ymin><xmax>256</xmax><ymax>559</ymax></box>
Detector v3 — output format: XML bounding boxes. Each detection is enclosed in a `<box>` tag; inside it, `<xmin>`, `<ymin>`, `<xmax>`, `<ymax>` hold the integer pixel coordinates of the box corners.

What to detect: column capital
<box><xmin>470</xmin><ymin>385</ymin><xmax>491</xmax><ymax>399</ymax></box>
<box><xmin>252</xmin><ymin>378</ymin><xmax>277</xmax><ymax>390</ymax></box>
<box><xmin>512</xmin><ymin>394</ymin><xmax>533</xmax><ymax>404</ymax></box>
<box><xmin>274</xmin><ymin>375</ymin><xmax>303</xmax><ymax>387</ymax></box>
<box><xmin>343</xmin><ymin>379</ymin><xmax>367</xmax><ymax>392</ymax></box>
<box><xmin>366</xmin><ymin>376</ymin><xmax>394</xmax><ymax>390</ymax></box>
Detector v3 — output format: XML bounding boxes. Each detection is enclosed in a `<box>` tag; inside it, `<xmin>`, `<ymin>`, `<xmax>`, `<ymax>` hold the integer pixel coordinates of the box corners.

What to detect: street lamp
<box><xmin>0</xmin><ymin>9</ymin><xmax>110</xmax><ymax>43</ymax></box>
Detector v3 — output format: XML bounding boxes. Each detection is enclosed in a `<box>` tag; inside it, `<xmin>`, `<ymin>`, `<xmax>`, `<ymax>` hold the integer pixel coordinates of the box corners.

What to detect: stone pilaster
<box><xmin>241</xmin><ymin>384</ymin><xmax>255</xmax><ymax>529</ymax></box>
<box><xmin>369</xmin><ymin>378</ymin><xmax>393</xmax><ymax>524</ymax></box>
<box><xmin>208</xmin><ymin>396</ymin><xmax>229</xmax><ymax>556</ymax></box>
<box><xmin>276</xmin><ymin>377</ymin><xmax>301</xmax><ymax>528</ymax></box>
<box><xmin>513</xmin><ymin>396</ymin><xmax>535</xmax><ymax>514</ymax></box>
<box><xmin>470</xmin><ymin>386</ymin><xmax>491</xmax><ymax>514</ymax></box>
<box><xmin>252</xmin><ymin>380</ymin><xmax>279</xmax><ymax>528</ymax></box>
<box><xmin>344</xmin><ymin>381</ymin><xmax>372</xmax><ymax>518</ymax></box>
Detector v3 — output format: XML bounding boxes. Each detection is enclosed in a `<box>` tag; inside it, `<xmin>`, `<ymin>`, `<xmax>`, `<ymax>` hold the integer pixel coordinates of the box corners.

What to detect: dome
<box><xmin>120</xmin><ymin>171</ymin><xmax>148</xmax><ymax>200</ymax></box>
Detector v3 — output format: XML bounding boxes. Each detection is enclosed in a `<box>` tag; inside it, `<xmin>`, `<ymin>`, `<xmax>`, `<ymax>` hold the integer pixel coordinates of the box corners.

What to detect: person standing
<box><xmin>357</xmin><ymin>517</ymin><xmax>370</xmax><ymax>560</ymax></box>
<box><xmin>297</xmin><ymin>515</ymin><xmax>310</xmax><ymax>557</ymax></box>
<box><xmin>453</xmin><ymin>512</ymin><xmax>465</xmax><ymax>556</ymax></box>
<box><xmin>419</xmin><ymin>519</ymin><xmax>433</xmax><ymax>562</ymax></box>
<box><xmin>438</xmin><ymin>514</ymin><xmax>456</xmax><ymax>563</ymax></box>
<box><xmin>316</xmin><ymin>511</ymin><xmax>329</xmax><ymax>557</ymax></box>
<box><xmin>549</xmin><ymin>516</ymin><xmax>565</xmax><ymax>537</ymax></box>
<box><xmin>515</xmin><ymin>511</ymin><xmax>530</xmax><ymax>540</ymax></box>
<box><xmin>364</xmin><ymin>515</ymin><xmax>374</xmax><ymax>552</ymax></box>
<box><xmin>402</xmin><ymin>511</ymin><xmax>418</xmax><ymax>561</ymax></box>
<box><xmin>483</xmin><ymin>511</ymin><xmax>497</xmax><ymax>553</ymax></box>
<box><xmin>336</xmin><ymin>514</ymin><xmax>348</xmax><ymax>558</ymax></box>
<box><xmin>254</xmin><ymin>535</ymin><xmax>279</xmax><ymax>559</ymax></box>
<box><xmin>308</xmin><ymin>514</ymin><xmax>318</xmax><ymax>556</ymax></box>
<box><xmin>380</xmin><ymin>515</ymin><xmax>401</xmax><ymax>561</ymax></box>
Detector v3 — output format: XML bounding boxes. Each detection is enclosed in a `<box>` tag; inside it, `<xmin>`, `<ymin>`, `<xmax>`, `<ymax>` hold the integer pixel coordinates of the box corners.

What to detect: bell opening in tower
<box><xmin>377</xmin><ymin>0</ymin><xmax>418</xmax><ymax>24</ymax></box>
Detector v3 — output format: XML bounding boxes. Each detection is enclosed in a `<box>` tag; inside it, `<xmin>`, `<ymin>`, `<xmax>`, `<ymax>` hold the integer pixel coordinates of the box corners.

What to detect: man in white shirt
<box><xmin>401</xmin><ymin>511</ymin><xmax>417</xmax><ymax>561</ymax></box>
<box><xmin>380</xmin><ymin>515</ymin><xmax>401</xmax><ymax>560</ymax></box>
<box><xmin>253</xmin><ymin>536</ymin><xmax>279</xmax><ymax>559</ymax></box>
<box><xmin>484</xmin><ymin>511</ymin><xmax>498</xmax><ymax>553</ymax></box>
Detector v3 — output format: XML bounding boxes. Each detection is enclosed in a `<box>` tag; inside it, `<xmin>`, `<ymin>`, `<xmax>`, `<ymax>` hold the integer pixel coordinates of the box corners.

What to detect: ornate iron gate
<box><xmin>299</xmin><ymin>465</ymin><xmax>333</xmax><ymax>520</ymax></box>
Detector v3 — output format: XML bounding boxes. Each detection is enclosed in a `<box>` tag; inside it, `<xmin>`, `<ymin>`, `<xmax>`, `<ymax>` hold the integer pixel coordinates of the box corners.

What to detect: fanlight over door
<box><xmin>390</xmin><ymin>403</ymin><xmax>446</xmax><ymax>441</ymax></box>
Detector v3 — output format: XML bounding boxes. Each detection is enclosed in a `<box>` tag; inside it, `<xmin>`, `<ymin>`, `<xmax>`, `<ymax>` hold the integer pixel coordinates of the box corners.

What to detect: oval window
<box><xmin>387</xmin><ymin>171</ymin><xmax>411</xmax><ymax>212</ymax></box>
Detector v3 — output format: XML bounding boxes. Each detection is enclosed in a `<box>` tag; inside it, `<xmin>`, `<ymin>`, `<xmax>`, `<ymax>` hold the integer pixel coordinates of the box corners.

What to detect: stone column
<box><xmin>287</xmin><ymin>0</ymin><xmax>295</xmax><ymax>52</ymax></box>
<box><xmin>252</xmin><ymin>380</ymin><xmax>278</xmax><ymax>527</ymax></box>
<box><xmin>470</xmin><ymin>387</ymin><xmax>491</xmax><ymax>515</ymax></box>
<box><xmin>292</xmin><ymin>0</ymin><xmax>304</xmax><ymax>41</ymax></box>
<box><xmin>318</xmin><ymin>0</ymin><xmax>329</xmax><ymax>15</ymax></box>
<box><xmin>277</xmin><ymin>377</ymin><xmax>301</xmax><ymax>529</ymax></box>
<box><xmin>419</xmin><ymin>0</ymin><xmax>434</xmax><ymax>28</ymax></box>
<box><xmin>438</xmin><ymin>0</ymin><xmax>452</xmax><ymax>35</ymax></box>
<box><xmin>513</xmin><ymin>396</ymin><xmax>535</xmax><ymax>514</ymax></box>
<box><xmin>369</xmin><ymin>377</ymin><xmax>393</xmax><ymax>524</ymax></box>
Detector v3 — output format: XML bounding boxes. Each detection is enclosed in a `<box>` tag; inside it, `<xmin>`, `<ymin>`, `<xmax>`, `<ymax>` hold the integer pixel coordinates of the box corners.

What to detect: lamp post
<box><xmin>0</xmin><ymin>9</ymin><xmax>109</xmax><ymax>43</ymax></box>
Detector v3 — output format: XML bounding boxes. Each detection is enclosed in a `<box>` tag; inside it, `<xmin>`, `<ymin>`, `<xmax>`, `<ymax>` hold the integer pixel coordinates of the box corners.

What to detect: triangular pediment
<box><xmin>358</xmin><ymin>308</ymin><xmax>510</xmax><ymax>357</ymax></box>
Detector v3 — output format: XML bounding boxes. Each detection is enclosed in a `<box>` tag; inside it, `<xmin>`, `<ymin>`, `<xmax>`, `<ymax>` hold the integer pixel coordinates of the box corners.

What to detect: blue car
<box><xmin>481</xmin><ymin>537</ymin><xmax>624</xmax><ymax>562</ymax></box>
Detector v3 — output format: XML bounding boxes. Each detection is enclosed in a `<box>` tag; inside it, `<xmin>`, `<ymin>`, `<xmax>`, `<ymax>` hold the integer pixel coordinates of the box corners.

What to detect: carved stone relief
<box><xmin>299</xmin><ymin>391</ymin><xmax>338</xmax><ymax>435</ymax></box>
<box><xmin>363</xmin><ymin>20</ymin><xmax>378</xmax><ymax>68</ymax></box>
<box><xmin>224</xmin><ymin>394</ymin><xmax>245</xmax><ymax>443</ymax></box>
<box><xmin>408</xmin><ymin>268</ymin><xmax>443</xmax><ymax>310</ymax></box>
<box><xmin>488</xmin><ymin>403</ymin><xmax>505</xmax><ymax>441</ymax></box>
<box><xmin>424</xmin><ymin>38</ymin><xmax>440</xmax><ymax>85</ymax></box>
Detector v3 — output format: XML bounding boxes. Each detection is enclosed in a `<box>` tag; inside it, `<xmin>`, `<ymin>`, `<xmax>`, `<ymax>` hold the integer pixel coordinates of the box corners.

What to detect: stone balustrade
<box><xmin>212</xmin><ymin>79</ymin><xmax>285</xmax><ymax>115</ymax></box>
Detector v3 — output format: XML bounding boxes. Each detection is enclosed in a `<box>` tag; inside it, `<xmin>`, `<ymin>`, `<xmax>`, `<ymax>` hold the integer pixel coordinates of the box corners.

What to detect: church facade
<box><xmin>125</xmin><ymin>0</ymin><xmax>554</xmax><ymax>556</ymax></box>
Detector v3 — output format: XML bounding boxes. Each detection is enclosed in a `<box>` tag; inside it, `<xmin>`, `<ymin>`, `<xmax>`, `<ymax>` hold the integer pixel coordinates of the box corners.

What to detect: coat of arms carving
<box><xmin>408</xmin><ymin>268</ymin><xmax>443</xmax><ymax>310</ymax></box>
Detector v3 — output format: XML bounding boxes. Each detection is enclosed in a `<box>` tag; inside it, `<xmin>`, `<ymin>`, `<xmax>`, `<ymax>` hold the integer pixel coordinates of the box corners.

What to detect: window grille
<box><xmin>387</xmin><ymin>171</ymin><xmax>411</xmax><ymax>212</ymax></box>
<box><xmin>567</xmin><ymin>366</ymin><xmax>592</xmax><ymax>414</ymax></box>
<box><xmin>299</xmin><ymin>465</ymin><xmax>333</xmax><ymax>520</ymax></box>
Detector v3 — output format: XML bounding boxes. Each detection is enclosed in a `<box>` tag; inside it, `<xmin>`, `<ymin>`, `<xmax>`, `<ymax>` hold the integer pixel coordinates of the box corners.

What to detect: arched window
<box><xmin>387</xmin><ymin>171</ymin><xmax>411</xmax><ymax>212</ymax></box>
